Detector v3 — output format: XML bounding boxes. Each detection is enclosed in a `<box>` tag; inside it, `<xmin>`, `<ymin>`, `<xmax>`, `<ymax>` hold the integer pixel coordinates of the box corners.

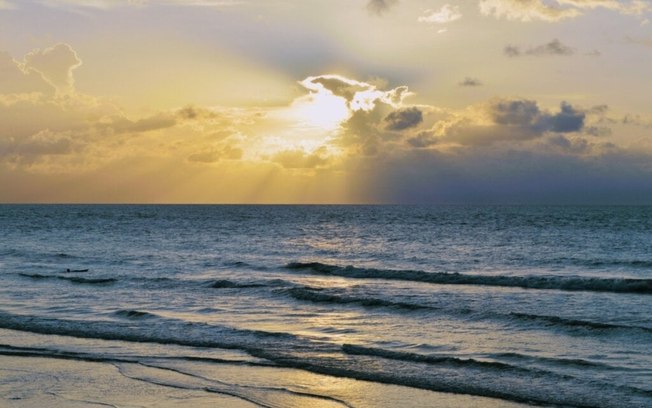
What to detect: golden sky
<box><xmin>1</xmin><ymin>0</ymin><xmax>651</xmax><ymax>203</ymax></box>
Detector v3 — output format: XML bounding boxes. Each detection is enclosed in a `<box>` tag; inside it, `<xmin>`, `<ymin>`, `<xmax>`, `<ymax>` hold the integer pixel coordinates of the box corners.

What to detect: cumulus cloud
<box><xmin>384</xmin><ymin>107</ymin><xmax>423</xmax><ymax>131</ymax></box>
<box><xmin>459</xmin><ymin>77</ymin><xmax>483</xmax><ymax>87</ymax></box>
<box><xmin>490</xmin><ymin>99</ymin><xmax>585</xmax><ymax>132</ymax></box>
<box><xmin>418</xmin><ymin>4</ymin><xmax>462</xmax><ymax>24</ymax></box>
<box><xmin>0</xmin><ymin>52</ymin><xmax>54</xmax><ymax>95</ymax></box>
<box><xmin>23</xmin><ymin>44</ymin><xmax>82</xmax><ymax>94</ymax></box>
<box><xmin>366</xmin><ymin>0</ymin><xmax>398</xmax><ymax>16</ymax></box>
<box><xmin>479</xmin><ymin>0</ymin><xmax>650</xmax><ymax>22</ymax></box>
<box><xmin>505</xmin><ymin>39</ymin><xmax>575</xmax><ymax>57</ymax></box>
<box><xmin>0</xmin><ymin>44</ymin><xmax>83</xmax><ymax>96</ymax></box>
<box><xmin>438</xmin><ymin>99</ymin><xmax>586</xmax><ymax>145</ymax></box>
<box><xmin>300</xmin><ymin>74</ymin><xmax>410</xmax><ymax>112</ymax></box>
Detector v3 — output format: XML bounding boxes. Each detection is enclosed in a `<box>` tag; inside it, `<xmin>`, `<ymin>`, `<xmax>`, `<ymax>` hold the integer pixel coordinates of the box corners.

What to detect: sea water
<box><xmin>0</xmin><ymin>205</ymin><xmax>650</xmax><ymax>407</ymax></box>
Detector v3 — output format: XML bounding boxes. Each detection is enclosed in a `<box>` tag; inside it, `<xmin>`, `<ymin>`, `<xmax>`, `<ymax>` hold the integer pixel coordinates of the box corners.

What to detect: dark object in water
<box><xmin>65</xmin><ymin>268</ymin><xmax>89</xmax><ymax>273</ymax></box>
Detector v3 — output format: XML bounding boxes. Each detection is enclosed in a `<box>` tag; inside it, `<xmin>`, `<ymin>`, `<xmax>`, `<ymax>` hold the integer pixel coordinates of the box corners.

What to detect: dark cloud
<box><xmin>505</xmin><ymin>39</ymin><xmax>575</xmax><ymax>57</ymax></box>
<box><xmin>459</xmin><ymin>77</ymin><xmax>483</xmax><ymax>87</ymax></box>
<box><xmin>490</xmin><ymin>99</ymin><xmax>584</xmax><ymax>133</ymax></box>
<box><xmin>445</xmin><ymin>99</ymin><xmax>586</xmax><ymax>145</ymax></box>
<box><xmin>542</xmin><ymin>102</ymin><xmax>585</xmax><ymax>133</ymax></box>
<box><xmin>490</xmin><ymin>99</ymin><xmax>541</xmax><ymax>126</ymax></box>
<box><xmin>384</xmin><ymin>107</ymin><xmax>423</xmax><ymax>131</ymax></box>
<box><xmin>366</xmin><ymin>0</ymin><xmax>398</xmax><ymax>16</ymax></box>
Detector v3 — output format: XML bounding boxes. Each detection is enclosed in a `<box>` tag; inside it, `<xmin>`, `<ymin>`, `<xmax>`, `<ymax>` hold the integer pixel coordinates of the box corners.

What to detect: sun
<box><xmin>289</xmin><ymin>90</ymin><xmax>351</xmax><ymax>131</ymax></box>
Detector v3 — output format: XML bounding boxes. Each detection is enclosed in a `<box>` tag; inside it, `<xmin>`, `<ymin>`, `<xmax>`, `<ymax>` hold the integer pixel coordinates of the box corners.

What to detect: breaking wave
<box><xmin>286</xmin><ymin>262</ymin><xmax>652</xmax><ymax>294</ymax></box>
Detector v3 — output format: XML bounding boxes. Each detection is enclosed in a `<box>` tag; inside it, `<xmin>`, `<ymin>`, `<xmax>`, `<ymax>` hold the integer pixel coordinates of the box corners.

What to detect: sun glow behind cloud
<box><xmin>1</xmin><ymin>1</ymin><xmax>651</xmax><ymax>203</ymax></box>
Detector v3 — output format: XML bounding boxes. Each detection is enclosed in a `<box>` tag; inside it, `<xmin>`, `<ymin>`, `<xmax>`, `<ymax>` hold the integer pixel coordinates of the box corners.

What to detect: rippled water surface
<box><xmin>1</xmin><ymin>205</ymin><xmax>651</xmax><ymax>407</ymax></box>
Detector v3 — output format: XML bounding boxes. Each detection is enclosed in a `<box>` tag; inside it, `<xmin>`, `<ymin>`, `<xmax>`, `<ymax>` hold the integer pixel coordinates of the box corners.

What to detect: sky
<box><xmin>1</xmin><ymin>0</ymin><xmax>651</xmax><ymax>203</ymax></box>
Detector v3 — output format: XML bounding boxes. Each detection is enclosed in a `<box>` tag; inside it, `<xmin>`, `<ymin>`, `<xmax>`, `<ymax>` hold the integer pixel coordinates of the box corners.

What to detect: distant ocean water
<box><xmin>1</xmin><ymin>205</ymin><xmax>651</xmax><ymax>407</ymax></box>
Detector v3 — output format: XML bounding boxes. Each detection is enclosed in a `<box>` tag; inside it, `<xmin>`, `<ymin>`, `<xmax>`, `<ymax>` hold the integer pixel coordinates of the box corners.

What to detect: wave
<box><xmin>488</xmin><ymin>352</ymin><xmax>628</xmax><ymax>370</ymax></box>
<box><xmin>342</xmin><ymin>344</ymin><xmax>527</xmax><ymax>373</ymax></box>
<box><xmin>286</xmin><ymin>262</ymin><xmax>652</xmax><ymax>294</ymax></box>
<box><xmin>113</xmin><ymin>309</ymin><xmax>158</xmax><ymax>319</ymax></box>
<box><xmin>15</xmin><ymin>271</ymin><xmax>294</xmax><ymax>291</ymax></box>
<box><xmin>209</xmin><ymin>279</ymin><xmax>267</xmax><ymax>289</ymax></box>
<box><xmin>279</xmin><ymin>284</ymin><xmax>651</xmax><ymax>335</ymax></box>
<box><xmin>1</xmin><ymin>311</ymin><xmax>649</xmax><ymax>407</ymax></box>
<box><xmin>282</xmin><ymin>287</ymin><xmax>429</xmax><ymax>311</ymax></box>
<box><xmin>18</xmin><ymin>273</ymin><xmax>116</xmax><ymax>285</ymax></box>
<box><xmin>554</xmin><ymin>257</ymin><xmax>652</xmax><ymax>269</ymax></box>
<box><xmin>507</xmin><ymin>312</ymin><xmax>652</xmax><ymax>333</ymax></box>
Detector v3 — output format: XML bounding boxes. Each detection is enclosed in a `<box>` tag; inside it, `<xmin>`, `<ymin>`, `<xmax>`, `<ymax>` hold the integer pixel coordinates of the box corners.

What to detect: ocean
<box><xmin>1</xmin><ymin>205</ymin><xmax>650</xmax><ymax>407</ymax></box>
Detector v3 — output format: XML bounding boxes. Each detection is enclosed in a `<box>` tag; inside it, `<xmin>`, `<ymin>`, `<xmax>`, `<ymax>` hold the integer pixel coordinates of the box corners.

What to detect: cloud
<box><xmin>105</xmin><ymin>113</ymin><xmax>177</xmax><ymax>134</ymax></box>
<box><xmin>270</xmin><ymin>148</ymin><xmax>329</xmax><ymax>169</ymax></box>
<box><xmin>505</xmin><ymin>39</ymin><xmax>575</xmax><ymax>57</ymax></box>
<box><xmin>488</xmin><ymin>99</ymin><xmax>585</xmax><ymax>133</ymax></box>
<box><xmin>480</xmin><ymin>0</ymin><xmax>581</xmax><ymax>22</ymax></box>
<box><xmin>384</xmin><ymin>107</ymin><xmax>423</xmax><ymax>131</ymax></box>
<box><xmin>0</xmin><ymin>52</ymin><xmax>54</xmax><ymax>95</ymax></box>
<box><xmin>407</xmin><ymin>131</ymin><xmax>438</xmax><ymax>148</ymax></box>
<box><xmin>418</xmin><ymin>4</ymin><xmax>462</xmax><ymax>24</ymax></box>
<box><xmin>366</xmin><ymin>0</ymin><xmax>398</xmax><ymax>16</ymax></box>
<box><xmin>23</xmin><ymin>44</ymin><xmax>82</xmax><ymax>94</ymax></box>
<box><xmin>0</xmin><ymin>129</ymin><xmax>75</xmax><ymax>162</ymax></box>
<box><xmin>546</xmin><ymin>134</ymin><xmax>591</xmax><ymax>154</ymax></box>
<box><xmin>459</xmin><ymin>77</ymin><xmax>483</xmax><ymax>87</ymax></box>
<box><xmin>479</xmin><ymin>0</ymin><xmax>650</xmax><ymax>22</ymax></box>
<box><xmin>305</xmin><ymin>75</ymin><xmax>372</xmax><ymax>102</ymax></box>
<box><xmin>625</xmin><ymin>36</ymin><xmax>652</xmax><ymax>47</ymax></box>
<box><xmin>300</xmin><ymin>74</ymin><xmax>410</xmax><ymax>112</ymax></box>
<box><xmin>438</xmin><ymin>99</ymin><xmax>586</xmax><ymax>145</ymax></box>
<box><xmin>188</xmin><ymin>145</ymin><xmax>243</xmax><ymax>163</ymax></box>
